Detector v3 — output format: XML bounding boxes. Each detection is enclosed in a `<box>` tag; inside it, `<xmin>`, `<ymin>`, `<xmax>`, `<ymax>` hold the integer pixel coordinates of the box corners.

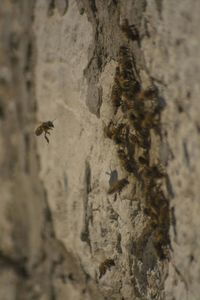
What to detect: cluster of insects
<box><xmin>105</xmin><ymin>45</ymin><xmax>170</xmax><ymax>260</ymax></box>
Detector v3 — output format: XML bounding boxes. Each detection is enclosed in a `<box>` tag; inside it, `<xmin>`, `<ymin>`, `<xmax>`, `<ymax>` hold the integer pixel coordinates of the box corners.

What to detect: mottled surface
<box><xmin>0</xmin><ymin>0</ymin><xmax>200</xmax><ymax>299</ymax></box>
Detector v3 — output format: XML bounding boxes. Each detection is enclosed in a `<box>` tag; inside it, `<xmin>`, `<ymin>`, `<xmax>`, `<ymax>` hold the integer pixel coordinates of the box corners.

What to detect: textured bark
<box><xmin>0</xmin><ymin>0</ymin><xmax>200</xmax><ymax>299</ymax></box>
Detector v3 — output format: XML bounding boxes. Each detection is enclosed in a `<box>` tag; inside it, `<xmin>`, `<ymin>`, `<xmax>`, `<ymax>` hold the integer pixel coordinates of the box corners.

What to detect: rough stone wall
<box><xmin>0</xmin><ymin>0</ymin><xmax>200</xmax><ymax>299</ymax></box>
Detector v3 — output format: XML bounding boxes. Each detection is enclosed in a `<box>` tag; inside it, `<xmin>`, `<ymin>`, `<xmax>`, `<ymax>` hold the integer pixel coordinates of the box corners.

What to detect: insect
<box><xmin>152</xmin><ymin>228</ymin><xmax>170</xmax><ymax>260</ymax></box>
<box><xmin>106</xmin><ymin>169</ymin><xmax>118</xmax><ymax>186</ymax></box>
<box><xmin>103</xmin><ymin>120</ymin><xmax>115</xmax><ymax>139</ymax></box>
<box><xmin>118</xmin><ymin>46</ymin><xmax>133</xmax><ymax>71</ymax></box>
<box><xmin>143</xmin><ymin>165</ymin><xmax>165</xmax><ymax>179</ymax></box>
<box><xmin>117</xmin><ymin>148</ymin><xmax>136</xmax><ymax>173</ymax></box>
<box><xmin>138</xmin><ymin>156</ymin><xmax>148</xmax><ymax>165</ymax></box>
<box><xmin>108</xmin><ymin>178</ymin><xmax>129</xmax><ymax>195</ymax></box>
<box><xmin>137</xmin><ymin>85</ymin><xmax>158</xmax><ymax>101</ymax></box>
<box><xmin>104</xmin><ymin>121</ymin><xmax>126</xmax><ymax>144</ymax></box>
<box><xmin>111</xmin><ymin>68</ymin><xmax>122</xmax><ymax>114</ymax></box>
<box><xmin>99</xmin><ymin>259</ymin><xmax>115</xmax><ymax>279</ymax></box>
<box><xmin>120</xmin><ymin>18</ymin><xmax>140</xmax><ymax>42</ymax></box>
<box><xmin>35</xmin><ymin>120</ymin><xmax>55</xmax><ymax>143</ymax></box>
<box><xmin>111</xmin><ymin>84</ymin><xmax>122</xmax><ymax>114</ymax></box>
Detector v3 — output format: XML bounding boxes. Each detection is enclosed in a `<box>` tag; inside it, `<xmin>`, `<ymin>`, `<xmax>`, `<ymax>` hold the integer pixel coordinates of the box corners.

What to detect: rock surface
<box><xmin>0</xmin><ymin>0</ymin><xmax>200</xmax><ymax>299</ymax></box>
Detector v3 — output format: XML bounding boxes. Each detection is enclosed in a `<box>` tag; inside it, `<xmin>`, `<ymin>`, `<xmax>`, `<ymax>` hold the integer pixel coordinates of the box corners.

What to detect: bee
<box><xmin>108</xmin><ymin>178</ymin><xmax>129</xmax><ymax>195</ymax></box>
<box><xmin>138</xmin><ymin>85</ymin><xmax>158</xmax><ymax>101</ymax></box>
<box><xmin>138</xmin><ymin>156</ymin><xmax>148</xmax><ymax>165</ymax></box>
<box><xmin>111</xmin><ymin>67</ymin><xmax>122</xmax><ymax>114</ymax></box>
<box><xmin>104</xmin><ymin>121</ymin><xmax>126</xmax><ymax>145</ymax></box>
<box><xmin>103</xmin><ymin>121</ymin><xmax>115</xmax><ymax>139</ymax></box>
<box><xmin>120</xmin><ymin>18</ymin><xmax>140</xmax><ymax>42</ymax></box>
<box><xmin>114</xmin><ymin>66</ymin><xmax>121</xmax><ymax>83</ymax></box>
<box><xmin>118</xmin><ymin>47</ymin><xmax>133</xmax><ymax>70</ymax></box>
<box><xmin>35</xmin><ymin>120</ymin><xmax>55</xmax><ymax>143</ymax></box>
<box><xmin>117</xmin><ymin>148</ymin><xmax>137</xmax><ymax>173</ymax></box>
<box><xmin>153</xmin><ymin>229</ymin><xmax>170</xmax><ymax>260</ymax></box>
<box><xmin>99</xmin><ymin>259</ymin><xmax>115</xmax><ymax>279</ymax></box>
<box><xmin>118</xmin><ymin>77</ymin><xmax>132</xmax><ymax>90</ymax></box>
<box><xmin>106</xmin><ymin>169</ymin><xmax>118</xmax><ymax>186</ymax></box>
<box><xmin>143</xmin><ymin>165</ymin><xmax>165</xmax><ymax>179</ymax></box>
<box><xmin>120</xmin><ymin>98</ymin><xmax>135</xmax><ymax>113</ymax></box>
<box><xmin>118</xmin><ymin>75</ymin><xmax>140</xmax><ymax>98</ymax></box>
<box><xmin>118</xmin><ymin>46</ymin><xmax>130</xmax><ymax>59</ymax></box>
<box><xmin>140</xmin><ymin>114</ymin><xmax>156</xmax><ymax>129</ymax></box>
<box><xmin>111</xmin><ymin>83</ymin><xmax>122</xmax><ymax>114</ymax></box>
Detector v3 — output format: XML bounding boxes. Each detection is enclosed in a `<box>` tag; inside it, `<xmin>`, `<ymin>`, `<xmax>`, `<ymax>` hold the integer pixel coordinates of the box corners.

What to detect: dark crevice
<box><xmin>80</xmin><ymin>161</ymin><xmax>92</xmax><ymax>251</ymax></box>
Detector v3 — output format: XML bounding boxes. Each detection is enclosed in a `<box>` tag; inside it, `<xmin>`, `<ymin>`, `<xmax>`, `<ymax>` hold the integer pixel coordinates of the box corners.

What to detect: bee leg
<box><xmin>44</xmin><ymin>133</ymin><xmax>49</xmax><ymax>143</ymax></box>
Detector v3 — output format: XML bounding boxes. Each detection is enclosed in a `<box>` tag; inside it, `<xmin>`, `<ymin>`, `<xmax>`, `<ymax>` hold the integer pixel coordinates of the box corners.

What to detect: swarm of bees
<box><xmin>35</xmin><ymin>120</ymin><xmax>55</xmax><ymax>143</ymax></box>
<box><xmin>104</xmin><ymin>44</ymin><xmax>170</xmax><ymax>260</ymax></box>
<box><xmin>99</xmin><ymin>258</ymin><xmax>115</xmax><ymax>279</ymax></box>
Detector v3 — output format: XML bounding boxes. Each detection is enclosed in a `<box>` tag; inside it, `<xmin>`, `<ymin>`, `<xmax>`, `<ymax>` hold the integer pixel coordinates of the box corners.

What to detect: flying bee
<box><xmin>99</xmin><ymin>259</ymin><xmax>115</xmax><ymax>279</ymax></box>
<box><xmin>108</xmin><ymin>177</ymin><xmax>129</xmax><ymax>195</ymax></box>
<box><xmin>35</xmin><ymin>120</ymin><xmax>55</xmax><ymax>143</ymax></box>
